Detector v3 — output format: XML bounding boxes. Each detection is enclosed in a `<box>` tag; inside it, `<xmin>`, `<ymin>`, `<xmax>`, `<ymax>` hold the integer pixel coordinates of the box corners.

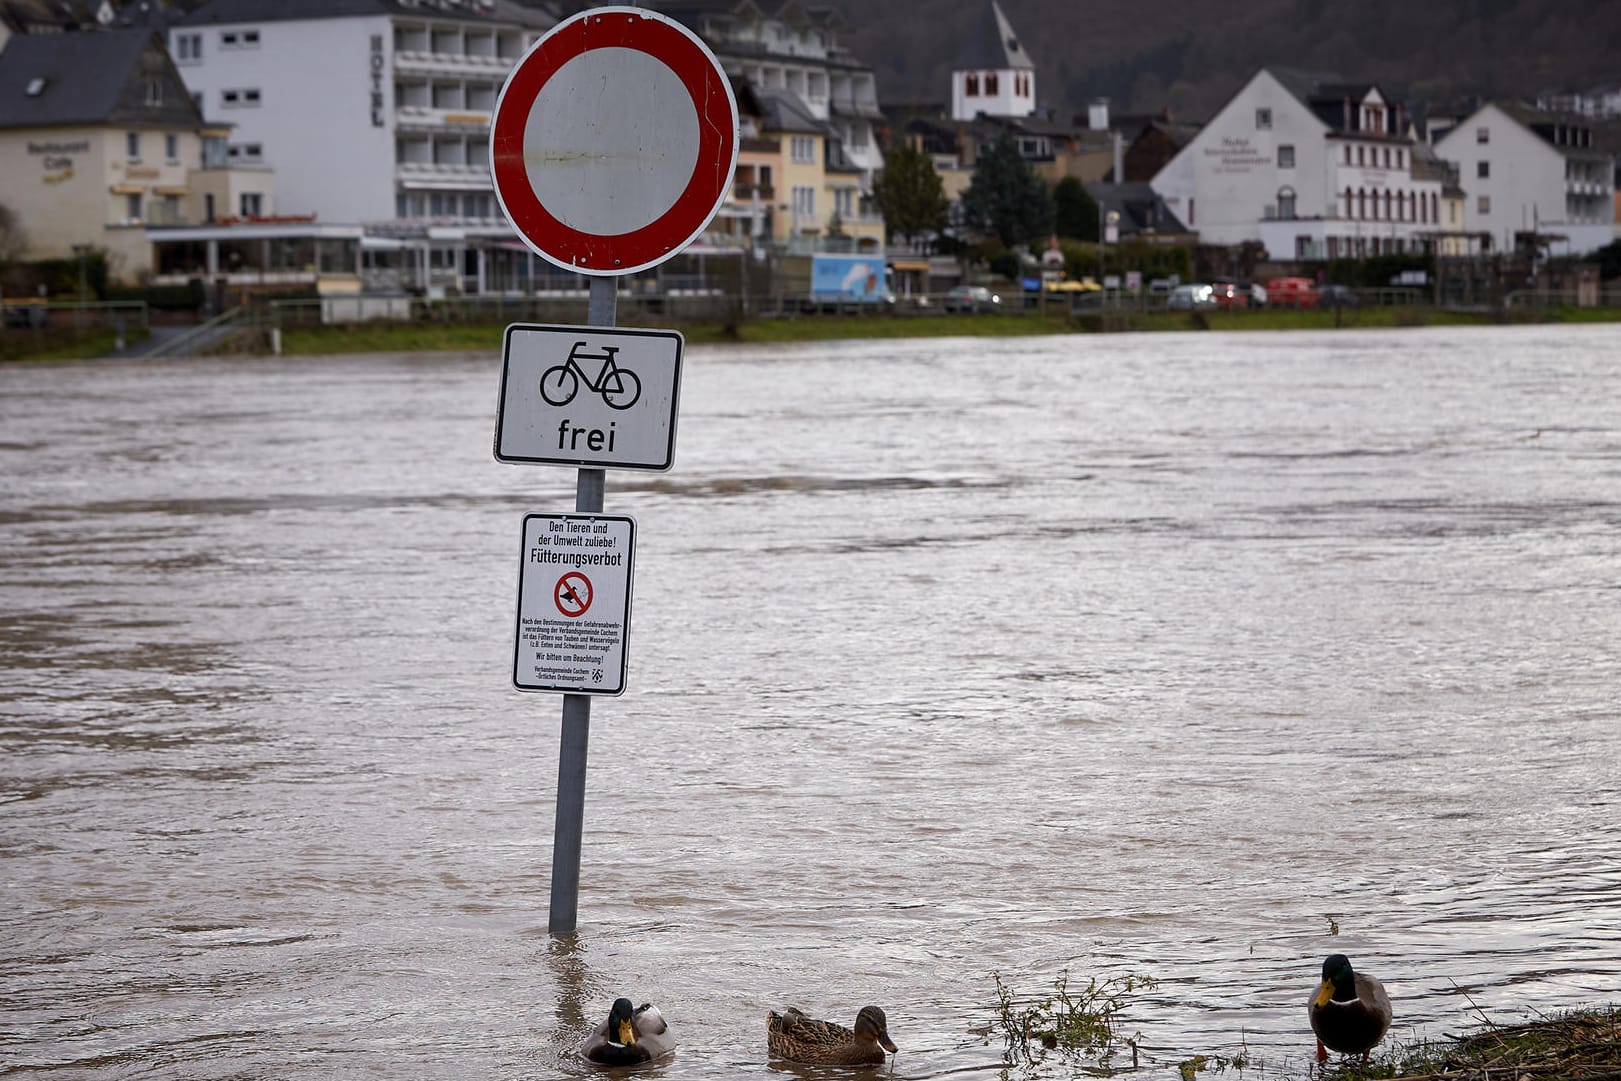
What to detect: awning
<box><xmin>110</xmin><ymin>183</ymin><xmax>144</xmax><ymax>194</ymax></box>
<box><xmin>890</xmin><ymin>260</ymin><xmax>929</xmax><ymax>272</ymax></box>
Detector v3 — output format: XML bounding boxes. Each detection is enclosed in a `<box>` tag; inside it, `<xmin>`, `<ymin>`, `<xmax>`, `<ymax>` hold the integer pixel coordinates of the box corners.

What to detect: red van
<box><xmin>1265</xmin><ymin>277</ymin><xmax>1320</xmax><ymax>309</ymax></box>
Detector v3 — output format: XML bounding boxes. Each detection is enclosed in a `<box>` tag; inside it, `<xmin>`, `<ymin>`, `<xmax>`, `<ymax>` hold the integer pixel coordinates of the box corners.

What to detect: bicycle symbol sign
<box><xmin>554</xmin><ymin>571</ymin><xmax>592</xmax><ymax>617</ymax></box>
<box><xmin>495</xmin><ymin>323</ymin><xmax>684</xmax><ymax>472</ymax></box>
<box><xmin>541</xmin><ymin>341</ymin><xmax>641</xmax><ymax>410</ymax></box>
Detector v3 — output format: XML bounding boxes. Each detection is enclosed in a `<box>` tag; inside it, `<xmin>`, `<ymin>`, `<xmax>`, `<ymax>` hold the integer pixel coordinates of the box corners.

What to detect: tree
<box><xmin>1053</xmin><ymin>176</ymin><xmax>1100</xmax><ymax>242</ymax></box>
<box><xmin>871</xmin><ymin>142</ymin><xmax>949</xmax><ymax>246</ymax></box>
<box><xmin>958</xmin><ymin>131</ymin><xmax>1053</xmax><ymax>249</ymax></box>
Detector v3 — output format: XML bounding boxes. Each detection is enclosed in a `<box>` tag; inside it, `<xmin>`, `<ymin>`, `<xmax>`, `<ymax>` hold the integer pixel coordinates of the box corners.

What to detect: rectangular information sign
<box><xmin>495</xmin><ymin>323</ymin><xmax>682</xmax><ymax>471</ymax></box>
<box><xmin>513</xmin><ymin>513</ymin><xmax>635</xmax><ymax>695</ymax></box>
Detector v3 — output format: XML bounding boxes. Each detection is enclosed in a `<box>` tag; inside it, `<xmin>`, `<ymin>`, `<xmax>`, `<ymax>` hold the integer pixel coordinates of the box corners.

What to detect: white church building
<box><xmin>950</xmin><ymin>0</ymin><xmax>1035</xmax><ymax>122</ymax></box>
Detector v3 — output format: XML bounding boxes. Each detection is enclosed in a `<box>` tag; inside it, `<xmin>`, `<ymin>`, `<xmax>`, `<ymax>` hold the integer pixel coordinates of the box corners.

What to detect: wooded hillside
<box><xmin>827</xmin><ymin>0</ymin><xmax>1619</xmax><ymax>120</ymax></box>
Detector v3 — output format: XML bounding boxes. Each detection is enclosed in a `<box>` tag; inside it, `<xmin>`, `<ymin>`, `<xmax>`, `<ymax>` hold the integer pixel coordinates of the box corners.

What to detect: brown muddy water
<box><xmin>2</xmin><ymin>324</ymin><xmax>1620</xmax><ymax>1079</ymax></box>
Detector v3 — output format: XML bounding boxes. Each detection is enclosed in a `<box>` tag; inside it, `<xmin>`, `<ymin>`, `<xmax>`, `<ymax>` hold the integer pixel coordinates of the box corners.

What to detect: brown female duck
<box><xmin>766</xmin><ymin>1005</ymin><xmax>897</xmax><ymax>1066</ymax></box>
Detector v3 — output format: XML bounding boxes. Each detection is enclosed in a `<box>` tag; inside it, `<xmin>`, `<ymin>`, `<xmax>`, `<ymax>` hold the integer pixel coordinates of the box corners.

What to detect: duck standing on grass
<box><xmin>581</xmin><ymin>998</ymin><xmax>675</xmax><ymax>1065</ymax></box>
<box><xmin>766</xmin><ymin>1005</ymin><xmax>897</xmax><ymax>1066</ymax></box>
<box><xmin>1308</xmin><ymin>954</ymin><xmax>1393</xmax><ymax>1064</ymax></box>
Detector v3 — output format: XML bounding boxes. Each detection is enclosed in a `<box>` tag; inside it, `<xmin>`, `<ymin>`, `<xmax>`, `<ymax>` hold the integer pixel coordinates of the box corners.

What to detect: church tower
<box><xmin>950</xmin><ymin>0</ymin><xmax>1036</xmax><ymax>121</ymax></box>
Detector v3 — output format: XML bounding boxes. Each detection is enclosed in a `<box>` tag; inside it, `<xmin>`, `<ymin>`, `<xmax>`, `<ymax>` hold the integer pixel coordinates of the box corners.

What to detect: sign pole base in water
<box><xmin>548</xmin><ymin>276</ymin><xmax>615</xmax><ymax>936</ymax></box>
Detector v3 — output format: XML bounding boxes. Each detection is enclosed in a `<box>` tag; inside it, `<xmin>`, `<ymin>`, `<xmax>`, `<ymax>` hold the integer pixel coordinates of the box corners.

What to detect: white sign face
<box><xmin>514</xmin><ymin>513</ymin><xmax>635</xmax><ymax>695</ymax></box>
<box><xmin>495</xmin><ymin>323</ymin><xmax>682</xmax><ymax>470</ymax></box>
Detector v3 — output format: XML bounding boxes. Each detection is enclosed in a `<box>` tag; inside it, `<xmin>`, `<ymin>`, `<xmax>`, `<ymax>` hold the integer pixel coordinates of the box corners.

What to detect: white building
<box><xmin>167</xmin><ymin>0</ymin><xmax>552</xmax><ymax>290</ymax></box>
<box><xmin>1152</xmin><ymin>69</ymin><xmax>1444</xmax><ymax>260</ymax></box>
<box><xmin>950</xmin><ymin>0</ymin><xmax>1034</xmax><ymax>123</ymax></box>
<box><xmin>1434</xmin><ymin>102</ymin><xmax>1615</xmax><ymax>257</ymax></box>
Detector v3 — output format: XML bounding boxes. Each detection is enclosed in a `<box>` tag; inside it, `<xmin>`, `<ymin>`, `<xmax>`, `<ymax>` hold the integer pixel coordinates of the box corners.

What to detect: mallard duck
<box><xmin>581</xmin><ymin>998</ymin><xmax>674</xmax><ymax>1065</ymax></box>
<box><xmin>766</xmin><ymin>1005</ymin><xmax>897</xmax><ymax>1066</ymax></box>
<box><xmin>1309</xmin><ymin>954</ymin><xmax>1392</xmax><ymax>1063</ymax></box>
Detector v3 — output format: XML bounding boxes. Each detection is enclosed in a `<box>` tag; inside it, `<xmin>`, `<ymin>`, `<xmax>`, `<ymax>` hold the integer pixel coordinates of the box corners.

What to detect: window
<box><xmin>965</xmin><ymin>74</ymin><xmax>979</xmax><ymax>96</ymax></box>
<box><xmin>834</xmin><ymin>188</ymin><xmax>855</xmax><ymax>218</ymax></box>
<box><xmin>1343</xmin><ymin>145</ymin><xmax>1352</xmax><ymax>165</ymax></box>
<box><xmin>145</xmin><ymin>79</ymin><xmax>163</xmax><ymax>106</ymax></box>
<box><xmin>126</xmin><ymin>192</ymin><xmax>143</xmax><ymax>220</ymax></box>
<box><xmin>1382</xmin><ymin>147</ymin><xmax>1390</xmax><ymax>168</ymax></box>
<box><xmin>1476</xmin><ymin>127</ymin><xmax>1489</xmax><ymax>143</ymax></box>
<box><xmin>176</xmin><ymin>32</ymin><xmax>201</xmax><ymax>61</ymax></box>
<box><xmin>1357</xmin><ymin>146</ymin><xmax>1365</xmax><ymax>165</ymax></box>
<box><xmin>240</xmin><ymin>192</ymin><xmax>264</xmax><ymax>216</ymax></box>
<box><xmin>220</xmin><ymin>29</ymin><xmax>259</xmax><ymax>48</ymax></box>
<box><xmin>126</xmin><ymin>131</ymin><xmax>140</xmax><ymax>160</ymax></box>
<box><xmin>164</xmin><ymin>133</ymin><xmax>178</xmax><ymax>161</ymax></box>
<box><xmin>1477</xmin><ymin>160</ymin><xmax>1490</xmax><ymax>179</ymax></box>
<box><xmin>1277</xmin><ymin>144</ymin><xmax>1295</xmax><ymax>168</ymax></box>
<box><xmin>790</xmin><ymin>135</ymin><xmax>814</xmax><ymax>163</ymax></box>
<box><xmin>791</xmin><ymin>184</ymin><xmax>815</xmax><ymax>224</ymax></box>
<box><xmin>204</xmin><ymin>192</ymin><xmax>216</xmax><ymax>222</ymax></box>
<box><xmin>1477</xmin><ymin>194</ymin><xmax>1491</xmax><ymax>214</ymax></box>
<box><xmin>1255</xmin><ymin>107</ymin><xmax>1272</xmax><ymax>129</ymax></box>
<box><xmin>985</xmin><ymin>73</ymin><xmax>999</xmax><ymax>95</ymax></box>
<box><xmin>222</xmin><ymin>88</ymin><xmax>261</xmax><ymax>108</ymax></box>
<box><xmin>1188</xmin><ymin>197</ymin><xmax>1194</xmax><ymax>226</ymax></box>
<box><xmin>1276</xmin><ymin>186</ymin><xmax>1296</xmax><ymax>219</ymax></box>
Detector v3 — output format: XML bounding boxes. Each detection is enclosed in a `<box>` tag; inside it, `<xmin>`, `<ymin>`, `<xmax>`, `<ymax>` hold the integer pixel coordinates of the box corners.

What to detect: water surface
<box><xmin>3</xmin><ymin>324</ymin><xmax>1620</xmax><ymax>1078</ymax></box>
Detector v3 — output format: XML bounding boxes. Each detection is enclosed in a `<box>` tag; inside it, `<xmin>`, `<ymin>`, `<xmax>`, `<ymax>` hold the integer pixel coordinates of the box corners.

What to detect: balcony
<box><xmin>396</xmin><ymin>104</ymin><xmax>493</xmax><ymax>131</ymax></box>
<box><xmin>730</xmin><ymin>183</ymin><xmax>776</xmax><ymax>201</ymax></box>
<box><xmin>396</xmin><ymin>161</ymin><xmax>492</xmax><ymax>190</ymax></box>
<box><xmin>393</xmin><ymin>49</ymin><xmax>515</xmax><ymax>78</ymax></box>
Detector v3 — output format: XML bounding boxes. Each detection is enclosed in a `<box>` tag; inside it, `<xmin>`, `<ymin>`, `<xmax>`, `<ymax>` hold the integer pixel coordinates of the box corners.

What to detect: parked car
<box><xmin>1166</xmin><ymin>283</ymin><xmax>1216</xmax><ymax>311</ymax></box>
<box><xmin>1210</xmin><ymin>280</ymin><xmax>1249</xmax><ymax>309</ymax></box>
<box><xmin>1265</xmin><ymin>276</ymin><xmax>1320</xmax><ymax>309</ymax></box>
<box><xmin>943</xmin><ymin>284</ymin><xmax>1002</xmax><ymax>313</ymax></box>
<box><xmin>1318</xmin><ymin>283</ymin><xmax>1361</xmax><ymax>308</ymax></box>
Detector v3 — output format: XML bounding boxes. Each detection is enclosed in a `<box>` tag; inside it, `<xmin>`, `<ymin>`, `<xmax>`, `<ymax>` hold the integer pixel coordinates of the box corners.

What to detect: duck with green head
<box><xmin>766</xmin><ymin>1005</ymin><xmax>897</xmax><ymax>1066</ymax></box>
<box><xmin>581</xmin><ymin>998</ymin><xmax>674</xmax><ymax>1065</ymax></box>
<box><xmin>1308</xmin><ymin>954</ymin><xmax>1392</xmax><ymax>1064</ymax></box>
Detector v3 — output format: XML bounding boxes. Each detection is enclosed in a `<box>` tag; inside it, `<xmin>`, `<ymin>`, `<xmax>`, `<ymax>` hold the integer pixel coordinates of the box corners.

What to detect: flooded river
<box><xmin>3</xmin><ymin>324</ymin><xmax>1620</xmax><ymax>1079</ymax></box>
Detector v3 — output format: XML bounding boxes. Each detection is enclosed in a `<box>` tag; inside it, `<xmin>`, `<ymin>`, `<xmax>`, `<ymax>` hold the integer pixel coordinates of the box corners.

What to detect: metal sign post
<box><xmin>549</xmin><ymin>278</ymin><xmax>613</xmax><ymax>936</ymax></box>
<box><xmin>488</xmin><ymin>6</ymin><xmax>738</xmax><ymax>937</ymax></box>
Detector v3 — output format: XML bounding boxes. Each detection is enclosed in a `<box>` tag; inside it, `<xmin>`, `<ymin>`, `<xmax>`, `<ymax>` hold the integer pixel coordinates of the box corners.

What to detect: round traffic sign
<box><xmin>490</xmin><ymin>6</ymin><xmax>739</xmax><ymax>276</ymax></box>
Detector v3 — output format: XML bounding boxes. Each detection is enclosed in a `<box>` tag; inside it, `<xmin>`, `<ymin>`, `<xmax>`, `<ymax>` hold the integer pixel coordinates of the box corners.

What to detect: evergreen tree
<box><xmin>872</xmin><ymin>142</ymin><xmax>950</xmax><ymax>245</ymax></box>
<box><xmin>1053</xmin><ymin>176</ymin><xmax>1100</xmax><ymax>242</ymax></box>
<box><xmin>958</xmin><ymin>131</ymin><xmax>1054</xmax><ymax>249</ymax></box>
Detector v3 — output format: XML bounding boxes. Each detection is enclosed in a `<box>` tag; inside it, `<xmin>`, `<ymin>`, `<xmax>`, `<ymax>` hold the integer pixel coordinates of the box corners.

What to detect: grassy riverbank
<box><xmin>275</xmin><ymin>303</ymin><xmax>1621</xmax><ymax>356</ymax></box>
<box><xmin>1306</xmin><ymin>1006</ymin><xmax>1621</xmax><ymax>1081</ymax></box>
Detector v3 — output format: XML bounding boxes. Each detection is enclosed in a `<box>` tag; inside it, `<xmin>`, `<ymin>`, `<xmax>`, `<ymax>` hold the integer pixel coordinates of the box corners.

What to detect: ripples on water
<box><xmin>2</xmin><ymin>325</ymin><xmax>1619</xmax><ymax>1079</ymax></box>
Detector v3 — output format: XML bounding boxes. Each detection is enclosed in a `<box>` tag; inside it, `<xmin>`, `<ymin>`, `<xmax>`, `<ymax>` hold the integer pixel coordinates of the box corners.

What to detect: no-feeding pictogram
<box><xmin>554</xmin><ymin>572</ymin><xmax>593</xmax><ymax>617</ymax></box>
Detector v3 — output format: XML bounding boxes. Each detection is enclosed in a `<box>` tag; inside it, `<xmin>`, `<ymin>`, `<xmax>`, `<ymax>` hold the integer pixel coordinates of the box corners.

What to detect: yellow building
<box><xmin>0</xmin><ymin>27</ymin><xmax>271</xmax><ymax>281</ymax></box>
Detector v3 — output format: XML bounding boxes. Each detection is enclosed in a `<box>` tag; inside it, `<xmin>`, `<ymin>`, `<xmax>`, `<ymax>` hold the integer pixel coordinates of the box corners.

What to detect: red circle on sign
<box><xmin>554</xmin><ymin>572</ymin><xmax>593</xmax><ymax>617</ymax></box>
<box><xmin>490</xmin><ymin>7</ymin><xmax>738</xmax><ymax>276</ymax></box>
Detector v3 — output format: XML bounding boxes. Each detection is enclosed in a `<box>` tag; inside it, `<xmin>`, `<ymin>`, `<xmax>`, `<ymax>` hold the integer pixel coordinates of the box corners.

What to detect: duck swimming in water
<box><xmin>1308</xmin><ymin>954</ymin><xmax>1392</xmax><ymax>1063</ymax></box>
<box><xmin>766</xmin><ymin>1004</ymin><xmax>897</xmax><ymax>1066</ymax></box>
<box><xmin>581</xmin><ymin>998</ymin><xmax>674</xmax><ymax>1065</ymax></box>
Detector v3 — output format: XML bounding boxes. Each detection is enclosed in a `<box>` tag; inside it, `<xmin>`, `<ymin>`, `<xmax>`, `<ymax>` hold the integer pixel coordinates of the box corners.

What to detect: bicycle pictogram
<box><xmin>540</xmin><ymin>341</ymin><xmax>642</xmax><ymax>410</ymax></box>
